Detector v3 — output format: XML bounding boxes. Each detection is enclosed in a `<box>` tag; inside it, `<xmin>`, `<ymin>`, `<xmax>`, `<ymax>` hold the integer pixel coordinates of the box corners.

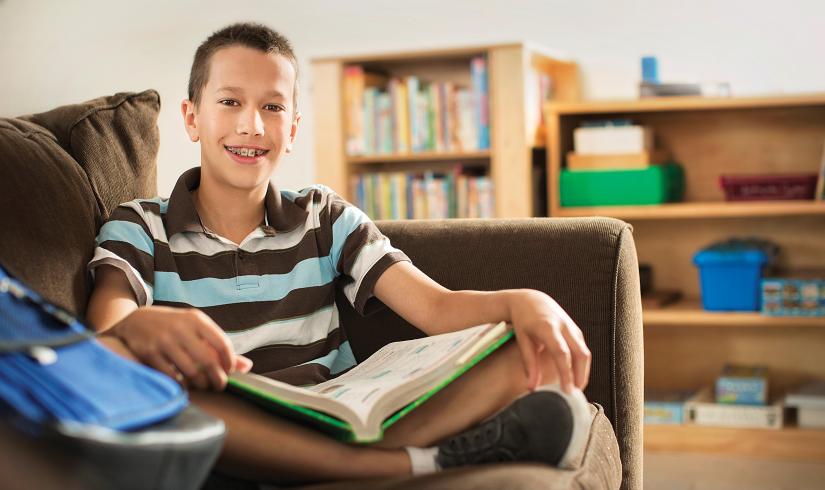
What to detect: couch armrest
<box><xmin>337</xmin><ymin>218</ymin><xmax>643</xmax><ymax>490</ymax></box>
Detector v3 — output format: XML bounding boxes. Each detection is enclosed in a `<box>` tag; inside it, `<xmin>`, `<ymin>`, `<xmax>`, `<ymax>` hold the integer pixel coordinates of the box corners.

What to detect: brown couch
<box><xmin>0</xmin><ymin>91</ymin><xmax>643</xmax><ymax>490</ymax></box>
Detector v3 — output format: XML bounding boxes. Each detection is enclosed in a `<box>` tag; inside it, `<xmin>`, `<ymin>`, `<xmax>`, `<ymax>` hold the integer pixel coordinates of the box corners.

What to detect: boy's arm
<box><xmin>87</xmin><ymin>265</ymin><xmax>251</xmax><ymax>389</ymax></box>
<box><xmin>373</xmin><ymin>261</ymin><xmax>591</xmax><ymax>393</ymax></box>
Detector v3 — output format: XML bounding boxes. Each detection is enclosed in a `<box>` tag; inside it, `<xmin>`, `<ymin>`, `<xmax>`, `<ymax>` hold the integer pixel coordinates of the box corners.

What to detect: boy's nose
<box><xmin>236</xmin><ymin>108</ymin><xmax>265</xmax><ymax>136</ymax></box>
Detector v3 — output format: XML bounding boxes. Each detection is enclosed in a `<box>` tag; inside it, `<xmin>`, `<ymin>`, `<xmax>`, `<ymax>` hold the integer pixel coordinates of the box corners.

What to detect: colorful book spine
<box><xmin>471</xmin><ymin>56</ymin><xmax>490</xmax><ymax>150</ymax></box>
<box><xmin>431</xmin><ymin>84</ymin><xmax>444</xmax><ymax>152</ymax></box>
<box><xmin>343</xmin><ymin>66</ymin><xmax>365</xmax><ymax>156</ymax></box>
<box><xmin>390</xmin><ymin>79</ymin><xmax>410</xmax><ymax>153</ymax></box>
<box><xmin>349</xmin><ymin>168</ymin><xmax>493</xmax><ymax>221</ymax></box>
<box><xmin>363</xmin><ymin>87</ymin><xmax>378</xmax><ymax>155</ymax></box>
<box><xmin>406</xmin><ymin>76</ymin><xmax>420</xmax><ymax>153</ymax></box>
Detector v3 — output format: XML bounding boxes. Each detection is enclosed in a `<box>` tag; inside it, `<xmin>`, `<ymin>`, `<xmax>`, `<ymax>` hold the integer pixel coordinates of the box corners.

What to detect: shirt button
<box><xmin>237</xmin><ymin>250</ymin><xmax>245</xmax><ymax>259</ymax></box>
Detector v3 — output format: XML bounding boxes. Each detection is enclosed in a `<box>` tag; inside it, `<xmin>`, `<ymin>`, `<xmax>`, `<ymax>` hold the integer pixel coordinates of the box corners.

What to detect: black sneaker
<box><xmin>435</xmin><ymin>386</ymin><xmax>592</xmax><ymax>470</ymax></box>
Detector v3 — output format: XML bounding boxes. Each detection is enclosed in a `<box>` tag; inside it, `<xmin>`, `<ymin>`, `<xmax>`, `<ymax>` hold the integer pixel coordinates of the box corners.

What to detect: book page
<box><xmin>307</xmin><ymin>323</ymin><xmax>495</xmax><ymax>417</ymax></box>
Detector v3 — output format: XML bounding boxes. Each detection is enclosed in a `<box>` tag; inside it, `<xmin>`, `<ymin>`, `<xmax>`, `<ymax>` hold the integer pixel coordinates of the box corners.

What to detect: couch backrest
<box><xmin>0</xmin><ymin>90</ymin><xmax>160</xmax><ymax>316</ymax></box>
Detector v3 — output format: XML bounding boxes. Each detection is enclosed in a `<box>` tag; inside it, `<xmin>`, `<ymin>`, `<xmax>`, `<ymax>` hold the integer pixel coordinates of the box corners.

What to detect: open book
<box><xmin>227</xmin><ymin>321</ymin><xmax>513</xmax><ymax>443</ymax></box>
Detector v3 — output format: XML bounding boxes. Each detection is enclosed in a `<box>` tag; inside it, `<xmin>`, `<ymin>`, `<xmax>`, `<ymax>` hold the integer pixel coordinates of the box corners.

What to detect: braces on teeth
<box><xmin>228</xmin><ymin>147</ymin><xmax>266</xmax><ymax>157</ymax></box>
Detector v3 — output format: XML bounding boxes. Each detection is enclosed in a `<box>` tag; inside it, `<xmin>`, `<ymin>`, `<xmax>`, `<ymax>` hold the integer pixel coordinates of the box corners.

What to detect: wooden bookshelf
<box><xmin>311</xmin><ymin>42</ymin><xmax>580</xmax><ymax>218</ymax></box>
<box><xmin>645</xmin><ymin>425</ymin><xmax>825</xmax><ymax>462</ymax></box>
<box><xmin>544</xmin><ymin>94</ymin><xmax>825</xmax><ymax>460</ymax></box>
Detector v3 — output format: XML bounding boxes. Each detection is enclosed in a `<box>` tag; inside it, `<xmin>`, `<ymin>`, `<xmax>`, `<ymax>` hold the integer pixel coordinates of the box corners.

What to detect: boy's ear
<box><xmin>181</xmin><ymin>99</ymin><xmax>199</xmax><ymax>142</ymax></box>
<box><xmin>286</xmin><ymin>111</ymin><xmax>301</xmax><ymax>154</ymax></box>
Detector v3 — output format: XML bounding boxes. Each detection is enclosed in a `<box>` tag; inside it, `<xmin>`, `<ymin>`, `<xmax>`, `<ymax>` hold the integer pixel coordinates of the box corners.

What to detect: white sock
<box><xmin>404</xmin><ymin>446</ymin><xmax>440</xmax><ymax>475</ymax></box>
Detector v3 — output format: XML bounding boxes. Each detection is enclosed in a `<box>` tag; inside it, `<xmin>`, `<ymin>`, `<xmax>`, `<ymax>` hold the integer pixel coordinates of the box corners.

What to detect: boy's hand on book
<box><xmin>109</xmin><ymin>305</ymin><xmax>251</xmax><ymax>390</ymax></box>
<box><xmin>507</xmin><ymin>289</ymin><xmax>591</xmax><ymax>394</ymax></box>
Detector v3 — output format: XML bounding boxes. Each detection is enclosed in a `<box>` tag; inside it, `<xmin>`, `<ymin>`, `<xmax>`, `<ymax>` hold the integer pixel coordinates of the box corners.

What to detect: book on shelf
<box><xmin>526</xmin><ymin>69</ymin><xmax>554</xmax><ymax>145</ymax></box>
<box><xmin>470</xmin><ymin>56</ymin><xmax>490</xmax><ymax>150</ymax></box>
<box><xmin>343</xmin><ymin>66</ymin><xmax>389</xmax><ymax>156</ymax></box>
<box><xmin>785</xmin><ymin>379</ymin><xmax>825</xmax><ymax>429</ymax></box>
<box><xmin>227</xmin><ymin>322</ymin><xmax>514</xmax><ymax>443</ymax></box>
<box><xmin>343</xmin><ymin>57</ymin><xmax>490</xmax><ymax>157</ymax></box>
<box><xmin>566</xmin><ymin>149</ymin><xmax>670</xmax><ymax>171</ymax></box>
<box><xmin>349</xmin><ymin>167</ymin><xmax>494</xmax><ymax>220</ymax></box>
<box><xmin>797</xmin><ymin>407</ymin><xmax>825</xmax><ymax>428</ymax></box>
<box><xmin>784</xmin><ymin>379</ymin><xmax>825</xmax><ymax>410</ymax></box>
<box><xmin>715</xmin><ymin>364</ymin><xmax>769</xmax><ymax>406</ymax></box>
<box><xmin>573</xmin><ymin>123</ymin><xmax>653</xmax><ymax>155</ymax></box>
<box><xmin>685</xmin><ymin>387</ymin><xmax>783</xmax><ymax>429</ymax></box>
<box><xmin>644</xmin><ymin>389</ymin><xmax>693</xmax><ymax>425</ymax></box>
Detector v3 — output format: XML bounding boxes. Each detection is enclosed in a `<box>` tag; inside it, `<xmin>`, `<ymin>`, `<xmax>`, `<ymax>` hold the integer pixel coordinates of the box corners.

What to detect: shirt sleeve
<box><xmin>87</xmin><ymin>203</ymin><xmax>156</xmax><ymax>306</ymax></box>
<box><xmin>323</xmin><ymin>187</ymin><xmax>411</xmax><ymax>315</ymax></box>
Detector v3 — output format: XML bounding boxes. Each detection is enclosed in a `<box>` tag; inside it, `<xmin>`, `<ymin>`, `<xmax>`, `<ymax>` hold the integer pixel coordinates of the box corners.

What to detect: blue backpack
<box><xmin>0</xmin><ymin>265</ymin><xmax>225</xmax><ymax>489</ymax></box>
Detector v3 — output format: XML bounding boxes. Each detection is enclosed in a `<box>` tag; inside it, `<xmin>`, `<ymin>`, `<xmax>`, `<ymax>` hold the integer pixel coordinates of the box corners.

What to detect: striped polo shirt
<box><xmin>88</xmin><ymin>167</ymin><xmax>410</xmax><ymax>386</ymax></box>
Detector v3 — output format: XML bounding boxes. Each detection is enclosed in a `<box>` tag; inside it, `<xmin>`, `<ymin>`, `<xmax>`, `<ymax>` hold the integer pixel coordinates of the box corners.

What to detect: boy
<box><xmin>87</xmin><ymin>23</ymin><xmax>593</xmax><ymax>484</ymax></box>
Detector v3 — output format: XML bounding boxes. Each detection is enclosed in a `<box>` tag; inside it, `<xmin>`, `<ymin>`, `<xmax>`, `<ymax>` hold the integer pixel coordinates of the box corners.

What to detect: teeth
<box><xmin>228</xmin><ymin>147</ymin><xmax>266</xmax><ymax>157</ymax></box>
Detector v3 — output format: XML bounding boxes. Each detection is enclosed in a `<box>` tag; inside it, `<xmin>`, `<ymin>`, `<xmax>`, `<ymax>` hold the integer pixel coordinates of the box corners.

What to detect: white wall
<box><xmin>2</xmin><ymin>0</ymin><xmax>824</xmax><ymax>196</ymax></box>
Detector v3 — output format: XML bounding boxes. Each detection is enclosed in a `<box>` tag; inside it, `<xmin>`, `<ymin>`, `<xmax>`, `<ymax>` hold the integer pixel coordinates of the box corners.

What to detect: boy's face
<box><xmin>181</xmin><ymin>45</ymin><xmax>300</xmax><ymax>192</ymax></box>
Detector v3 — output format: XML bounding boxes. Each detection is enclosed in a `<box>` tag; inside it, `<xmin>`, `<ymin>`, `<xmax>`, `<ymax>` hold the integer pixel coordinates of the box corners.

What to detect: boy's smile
<box><xmin>182</xmin><ymin>44</ymin><xmax>300</xmax><ymax>191</ymax></box>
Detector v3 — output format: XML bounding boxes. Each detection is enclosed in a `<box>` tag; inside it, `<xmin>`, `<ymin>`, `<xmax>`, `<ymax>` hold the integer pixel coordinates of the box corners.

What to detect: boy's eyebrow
<box><xmin>215</xmin><ymin>86</ymin><xmax>286</xmax><ymax>99</ymax></box>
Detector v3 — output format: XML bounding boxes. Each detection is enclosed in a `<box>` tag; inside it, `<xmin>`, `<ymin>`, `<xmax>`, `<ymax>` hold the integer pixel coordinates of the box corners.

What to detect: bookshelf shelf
<box><xmin>348</xmin><ymin>150</ymin><xmax>491</xmax><ymax>165</ymax></box>
<box><xmin>645</xmin><ymin>424</ymin><xmax>825</xmax><ymax>462</ymax></box>
<box><xmin>556</xmin><ymin>200</ymin><xmax>825</xmax><ymax>220</ymax></box>
<box><xmin>312</xmin><ymin>42</ymin><xmax>580</xmax><ymax>219</ymax></box>
<box><xmin>644</xmin><ymin>299</ymin><xmax>825</xmax><ymax>328</ymax></box>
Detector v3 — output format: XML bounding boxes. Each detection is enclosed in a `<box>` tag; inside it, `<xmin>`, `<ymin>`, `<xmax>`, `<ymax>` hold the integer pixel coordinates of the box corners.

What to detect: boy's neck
<box><xmin>192</xmin><ymin>173</ymin><xmax>267</xmax><ymax>246</ymax></box>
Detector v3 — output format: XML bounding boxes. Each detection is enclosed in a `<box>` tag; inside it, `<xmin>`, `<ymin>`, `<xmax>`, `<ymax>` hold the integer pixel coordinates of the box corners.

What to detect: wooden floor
<box><xmin>644</xmin><ymin>451</ymin><xmax>825</xmax><ymax>490</ymax></box>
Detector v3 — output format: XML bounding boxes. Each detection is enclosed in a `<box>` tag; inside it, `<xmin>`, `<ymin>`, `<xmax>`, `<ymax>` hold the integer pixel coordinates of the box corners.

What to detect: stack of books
<box><xmin>567</xmin><ymin>119</ymin><xmax>667</xmax><ymax>170</ymax></box>
<box><xmin>686</xmin><ymin>365</ymin><xmax>782</xmax><ymax>430</ymax></box>
<box><xmin>560</xmin><ymin>119</ymin><xmax>684</xmax><ymax>207</ymax></box>
<box><xmin>343</xmin><ymin>57</ymin><xmax>489</xmax><ymax>157</ymax></box>
<box><xmin>350</xmin><ymin>168</ymin><xmax>494</xmax><ymax>220</ymax></box>
<box><xmin>785</xmin><ymin>380</ymin><xmax>825</xmax><ymax>428</ymax></box>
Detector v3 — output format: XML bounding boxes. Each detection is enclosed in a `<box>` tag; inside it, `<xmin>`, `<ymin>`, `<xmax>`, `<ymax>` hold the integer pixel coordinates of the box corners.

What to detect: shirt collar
<box><xmin>165</xmin><ymin>167</ymin><xmax>309</xmax><ymax>238</ymax></box>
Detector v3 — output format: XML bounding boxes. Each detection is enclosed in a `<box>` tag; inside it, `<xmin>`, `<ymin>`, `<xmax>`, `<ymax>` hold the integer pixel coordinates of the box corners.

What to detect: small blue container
<box><xmin>693</xmin><ymin>240</ymin><xmax>774</xmax><ymax>311</ymax></box>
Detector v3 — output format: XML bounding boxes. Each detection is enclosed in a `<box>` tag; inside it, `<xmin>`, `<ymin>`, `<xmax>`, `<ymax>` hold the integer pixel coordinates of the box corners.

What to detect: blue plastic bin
<box><xmin>693</xmin><ymin>240</ymin><xmax>774</xmax><ymax>311</ymax></box>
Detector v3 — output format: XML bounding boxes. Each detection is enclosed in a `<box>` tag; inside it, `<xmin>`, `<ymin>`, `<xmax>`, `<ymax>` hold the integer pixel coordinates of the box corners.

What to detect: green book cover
<box><xmin>227</xmin><ymin>323</ymin><xmax>514</xmax><ymax>443</ymax></box>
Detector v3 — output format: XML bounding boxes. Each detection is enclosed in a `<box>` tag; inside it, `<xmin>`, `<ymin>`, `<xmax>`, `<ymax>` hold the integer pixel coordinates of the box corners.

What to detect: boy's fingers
<box><xmin>181</xmin><ymin>331</ymin><xmax>228</xmax><ymax>376</ymax></box>
<box><xmin>146</xmin><ymin>351</ymin><xmax>185</xmax><ymax>385</ymax></box>
<box><xmin>205</xmin><ymin>364</ymin><xmax>228</xmax><ymax>390</ymax></box>
<box><xmin>541</xmin><ymin>325</ymin><xmax>574</xmax><ymax>394</ymax></box>
<box><xmin>515</xmin><ymin>333</ymin><xmax>539</xmax><ymax>390</ymax></box>
<box><xmin>233</xmin><ymin>355</ymin><xmax>253</xmax><ymax>373</ymax></box>
<box><xmin>562</xmin><ymin>326</ymin><xmax>591</xmax><ymax>389</ymax></box>
<box><xmin>193</xmin><ymin>320</ymin><xmax>234</xmax><ymax>372</ymax></box>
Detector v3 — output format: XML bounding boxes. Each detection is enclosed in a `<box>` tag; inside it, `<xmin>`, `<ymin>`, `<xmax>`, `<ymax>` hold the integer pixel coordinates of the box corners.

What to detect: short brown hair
<box><xmin>188</xmin><ymin>23</ymin><xmax>299</xmax><ymax>113</ymax></box>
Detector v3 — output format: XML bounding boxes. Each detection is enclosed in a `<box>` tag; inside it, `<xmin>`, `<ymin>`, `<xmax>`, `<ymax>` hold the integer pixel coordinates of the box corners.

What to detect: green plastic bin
<box><xmin>560</xmin><ymin>162</ymin><xmax>685</xmax><ymax>207</ymax></box>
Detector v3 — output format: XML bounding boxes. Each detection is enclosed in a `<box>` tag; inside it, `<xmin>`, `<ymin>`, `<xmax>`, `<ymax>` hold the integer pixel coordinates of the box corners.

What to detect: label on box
<box><xmin>762</xmin><ymin>277</ymin><xmax>825</xmax><ymax>317</ymax></box>
<box><xmin>716</xmin><ymin>365</ymin><xmax>768</xmax><ymax>405</ymax></box>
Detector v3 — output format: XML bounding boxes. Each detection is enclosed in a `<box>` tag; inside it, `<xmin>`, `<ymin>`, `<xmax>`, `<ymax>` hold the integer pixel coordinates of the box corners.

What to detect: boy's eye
<box><xmin>264</xmin><ymin>104</ymin><xmax>285</xmax><ymax>112</ymax></box>
<box><xmin>219</xmin><ymin>99</ymin><xmax>239</xmax><ymax>106</ymax></box>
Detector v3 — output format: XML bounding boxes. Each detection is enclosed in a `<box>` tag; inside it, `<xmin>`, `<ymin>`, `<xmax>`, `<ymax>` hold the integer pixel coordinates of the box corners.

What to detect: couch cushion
<box><xmin>21</xmin><ymin>90</ymin><xmax>159</xmax><ymax>220</ymax></box>
<box><xmin>0</xmin><ymin>90</ymin><xmax>160</xmax><ymax>316</ymax></box>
